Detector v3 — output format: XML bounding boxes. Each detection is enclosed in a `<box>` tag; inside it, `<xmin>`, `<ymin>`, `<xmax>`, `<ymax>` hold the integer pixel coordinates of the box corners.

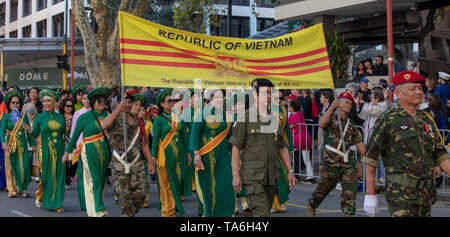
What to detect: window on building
<box><xmin>218</xmin><ymin>0</ymin><xmax>250</xmax><ymax>6</ymax></box>
<box><xmin>37</xmin><ymin>0</ymin><xmax>47</xmax><ymax>11</ymax></box>
<box><xmin>257</xmin><ymin>18</ymin><xmax>275</xmax><ymax>32</ymax></box>
<box><xmin>37</xmin><ymin>19</ymin><xmax>47</xmax><ymax>37</ymax></box>
<box><xmin>0</xmin><ymin>35</ymin><xmax>4</xmax><ymax>38</ymax></box>
<box><xmin>256</xmin><ymin>0</ymin><xmax>278</xmax><ymax>7</ymax></box>
<box><xmin>0</xmin><ymin>3</ymin><xmax>5</xmax><ymax>27</ymax></box>
<box><xmin>9</xmin><ymin>30</ymin><xmax>17</xmax><ymax>38</ymax></box>
<box><xmin>53</xmin><ymin>13</ymin><xmax>64</xmax><ymax>37</ymax></box>
<box><xmin>22</xmin><ymin>25</ymin><xmax>31</xmax><ymax>38</ymax></box>
<box><xmin>53</xmin><ymin>0</ymin><xmax>64</xmax><ymax>5</ymax></box>
<box><xmin>23</xmin><ymin>0</ymin><xmax>32</xmax><ymax>17</ymax></box>
<box><xmin>210</xmin><ymin>16</ymin><xmax>250</xmax><ymax>38</ymax></box>
<box><xmin>10</xmin><ymin>0</ymin><xmax>18</xmax><ymax>23</ymax></box>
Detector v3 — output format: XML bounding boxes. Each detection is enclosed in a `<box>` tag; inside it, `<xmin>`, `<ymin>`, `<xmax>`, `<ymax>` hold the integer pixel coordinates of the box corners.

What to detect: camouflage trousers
<box><xmin>112</xmin><ymin>160</ymin><xmax>150</xmax><ymax>217</ymax></box>
<box><xmin>309</xmin><ymin>164</ymin><xmax>358</xmax><ymax>215</ymax></box>
<box><xmin>385</xmin><ymin>181</ymin><xmax>435</xmax><ymax>217</ymax></box>
<box><xmin>244</xmin><ymin>182</ymin><xmax>277</xmax><ymax>217</ymax></box>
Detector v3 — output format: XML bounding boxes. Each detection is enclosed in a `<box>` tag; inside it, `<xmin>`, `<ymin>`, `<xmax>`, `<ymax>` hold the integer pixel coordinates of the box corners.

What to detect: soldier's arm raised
<box><xmin>319</xmin><ymin>100</ymin><xmax>339</xmax><ymax>128</ymax></box>
<box><xmin>101</xmin><ymin>101</ymin><xmax>127</xmax><ymax>130</ymax></box>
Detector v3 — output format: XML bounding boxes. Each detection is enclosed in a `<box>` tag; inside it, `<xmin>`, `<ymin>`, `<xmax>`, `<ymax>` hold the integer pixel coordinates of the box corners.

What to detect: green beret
<box><xmin>87</xmin><ymin>86</ymin><xmax>112</xmax><ymax>101</ymax></box>
<box><xmin>39</xmin><ymin>89</ymin><xmax>60</xmax><ymax>102</ymax></box>
<box><xmin>71</xmin><ymin>84</ymin><xmax>87</xmax><ymax>97</ymax></box>
<box><xmin>133</xmin><ymin>94</ymin><xmax>145</xmax><ymax>105</ymax></box>
<box><xmin>155</xmin><ymin>88</ymin><xmax>173</xmax><ymax>106</ymax></box>
<box><xmin>4</xmin><ymin>89</ymin><xmax>24</xmax><ymax>105</ymax></box>
<box><xmin>228</xmin><ymin>92</ymin><xmax>249</xmax><ymax>105</ymax></box>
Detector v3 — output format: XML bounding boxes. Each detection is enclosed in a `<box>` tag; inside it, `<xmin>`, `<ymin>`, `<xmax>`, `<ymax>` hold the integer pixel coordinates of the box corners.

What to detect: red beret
<box><xmin>338</xmin><ymin>91</ymin><xmax>355</xmax><ymax>104</ymax></box>
<box><xmin>287</xmin><ymin>94</ymin><xmax>298</xmax><ymax>100</ymax></box>
<box><xmin>126</xmin><ymin>90</ymin><xmax>137</xmax><ymax>96</ymax></box>
<box><xmin>393</xmin><ymin>71</ymin><xmax>425</xmax><ymax>87</ymax></box>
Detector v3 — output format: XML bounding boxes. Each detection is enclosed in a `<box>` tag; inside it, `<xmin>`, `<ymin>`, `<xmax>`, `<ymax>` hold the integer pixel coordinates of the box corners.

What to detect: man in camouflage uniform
<box><xmin>363</xmin><ymin>71</ymin><xmax>450</xmax><ymax>217</ymax></box>
<box><xmin>307</xmin><ymin>92</ymin><xmax>366</xmax><ymax>217</ymax></box>
<box><xmin>102</xmin><ymin>92</ymin><xmax>154</xmax><ymax>217</ymax></box>
<box><xmin>230</xmin><ymin>78</ymin><xmax>296</xmax><ymax>217</ymax></box>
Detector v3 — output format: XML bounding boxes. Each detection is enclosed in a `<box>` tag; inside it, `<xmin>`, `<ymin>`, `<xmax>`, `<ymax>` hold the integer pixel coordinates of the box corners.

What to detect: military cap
<box><xmin>71</xmin><ymin>84</ymin><xmax>87</xmax><ymax>97</ymax></box>
<box><xmin>378</xmin><ymin>79</ymin><xmax>388</xmax><ymax>87</ymax></box>
<box><xmin>338</xmin><ymin>91</ymin><xmax>355</xmax><ymax>104</ymax></box>
<box><xmin>39</xmin><ymin>89</ymin><xmax>60</xmax><ymax>102</ymax></box>
<box><xmin>126</xmin><ymin>90</ymin><xmax>137</xmax><ymax>96</ymax></box>
<box><xmin>438</xmin><ymin>72</ymin><xmax>450</xmax><ymax>81</ymax></box>
<box><xmin>155</xmin><ymin>88</ymin><xmax>173</xmax><ymax>106</ymax></box>
<box><xmin>393</xmin><ymin>71</ymin><xmax>425</xmax><ymax>87</ymax></box>
<box><xmin>4</xmin><ymin>89</ymin><xmax>24</xmax><ymax>105</ymax></box>
<box><xmin>87</xmin><ymin>86</ymin><xmax>112</xmax><ymax>100</ymax></box>
<box><xmin>133</xmin><ymin>94</ymin><xmax>145</xmax><ymax>105</ymax></box>
<box><xmin>252</xmin><ymin>78</ymin><xmax>274</xmax><ymax>88</ymax></box>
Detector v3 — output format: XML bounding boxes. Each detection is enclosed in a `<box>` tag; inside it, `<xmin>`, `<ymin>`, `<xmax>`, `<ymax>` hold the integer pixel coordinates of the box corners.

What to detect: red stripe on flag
<box><xmin>246</xmin><ymin>48</ymin><xmax>327</xmax><ymax>63</ymax></box>
<box><xmin>121</xmin><ymin>58</ymin><xmax>216</xmax><ymax>69</ymax></box>
<box><xmin>247</xmin><ymin>56</ymin><xmax>329</xmax><ymax>70</ymax></box>
<box><xmin>120</xmin><ymin>38</ymin><xmax>327</xmax><ymax>64</ymax></box>
<box><xmin>121</xmin><ymin>38</ymin><xmax>209</xmax><ymax>57</ymax></box>
<box><xmin>248</xmin><ymin>65</ymin><xmax>331</xmax><ymax>76</ymax></box>
<box><xmin>121</xmin><ymin>48</ymin><xmax>213</xmax><ymax>63</ymax></box>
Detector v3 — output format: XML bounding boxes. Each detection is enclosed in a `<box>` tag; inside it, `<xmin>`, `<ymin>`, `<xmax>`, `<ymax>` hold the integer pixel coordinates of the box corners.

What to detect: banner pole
<box><xmin>121</xmin><ymin>85</ymin><xmax>128</xmax><ymax>165</ymax></box>
<box><xmin>333</xmin><ymin>88</ymin><xmax>347</xmax><ymax>154</ymax></box>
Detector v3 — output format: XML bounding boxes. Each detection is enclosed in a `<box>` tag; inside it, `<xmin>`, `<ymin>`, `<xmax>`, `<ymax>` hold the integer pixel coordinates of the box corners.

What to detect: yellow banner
<box><xmin>119</xmin><ymin>11</ymin><xmax>333</xmax><ymax>89</ymax></box>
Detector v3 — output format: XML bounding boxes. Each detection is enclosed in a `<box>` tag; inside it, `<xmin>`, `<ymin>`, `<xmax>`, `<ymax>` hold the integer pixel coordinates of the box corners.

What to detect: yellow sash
<box><xmin>7</xmin><ymin>117</ymin><xmax>23</xmax><ymax>156</ymax></box>
<box><xmin>424</xmin><ymin>112</ymin><xmax>444</xmax><ymax>144</ymax></box>
<box><xmin>157</xmin><ymin>115</ymin><xmax>178</xmax><ymax>168</ymax></box>
<box><xmin>273</xmin><ymin>106</ymin><xmax>289</xmax><ymax>145</ymax></box>
<box><xmin>71</xmin><ymin>133</ymin><xmax>105</xmax><ymax>165</ymax></box>
<box><xmin>196</xmin><ymin>112</ymin><xmax>232</xmax><ymax>172</ymax></box>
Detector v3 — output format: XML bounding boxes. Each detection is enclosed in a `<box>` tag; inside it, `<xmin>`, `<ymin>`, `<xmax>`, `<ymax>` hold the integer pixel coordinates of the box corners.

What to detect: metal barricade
<box><xmin>438</xmin><ymin>129</ymin><xmax>450</xmax><ymax>194</ymax></box>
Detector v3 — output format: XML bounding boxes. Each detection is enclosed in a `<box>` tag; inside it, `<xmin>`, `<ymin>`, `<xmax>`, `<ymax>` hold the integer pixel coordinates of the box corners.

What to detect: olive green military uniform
<box><xmin>107</xmin><ymin>114</ymin><xmax>149</xmax><ymax>217</ymax></box>
<box><xmin>362</xmin><ymin>104</ymin><xmax>450</xmax><ymax>217</ymax></box>
<box><xmin>309</xmin><ymin>113</ymin><xmax>362</xmax><ymax>216</ymax></box>
<box><xmin>229</xmin><ymin>111</ymin><xmax>287</xmax><ymax>217</ymax></box>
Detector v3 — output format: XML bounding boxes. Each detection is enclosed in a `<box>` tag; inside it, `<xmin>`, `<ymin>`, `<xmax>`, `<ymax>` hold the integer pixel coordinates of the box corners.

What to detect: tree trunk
<box><xmin>72</xmin><ymin>0</ymin><xmax>151</xmax><ymax>88</ymax></box>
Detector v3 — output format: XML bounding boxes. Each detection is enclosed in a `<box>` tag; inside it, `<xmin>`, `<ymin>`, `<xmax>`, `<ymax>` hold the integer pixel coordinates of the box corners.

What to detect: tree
<box><xmin>172</xmin><ymin>0</ymin><xmax>280</xmax><ymax>34</ymax></box>
<box><xmin>327</xmin><ymin>32</ymin><xmax>353</xmax><ymax>88</ymax></box>
<box><xmin>73</xmin><ymin>0</ymin><xmax>156</xmax><ymax>87</ymax></box>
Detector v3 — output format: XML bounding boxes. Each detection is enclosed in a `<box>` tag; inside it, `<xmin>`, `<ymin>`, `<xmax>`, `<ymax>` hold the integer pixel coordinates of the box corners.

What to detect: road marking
<box><xmin>286</xmin><ymin>203</ymin><xmax>388</xmax><ymax>213</ymax></box>
<box><xmin>10</xmin><ymin>210</ymin><xmax>31</xmax><ymax>217</ymax></box>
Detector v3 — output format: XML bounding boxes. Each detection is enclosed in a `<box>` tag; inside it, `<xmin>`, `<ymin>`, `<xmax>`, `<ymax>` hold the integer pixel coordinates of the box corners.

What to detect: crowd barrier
<box><xmin>290</xmin><ymin>123</ymin><xmax>450</xmax><ymax>194</ymax></box>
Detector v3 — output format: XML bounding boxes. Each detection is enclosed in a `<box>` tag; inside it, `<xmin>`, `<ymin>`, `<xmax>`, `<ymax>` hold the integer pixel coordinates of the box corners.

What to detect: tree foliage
<box><xmin>172</xmin><ymin>0</ymin><xmax>281</xmax><ymax>34</ymax></box>
<box><xmin>327</xmin><ymin>32</ymin><xmax>353</xmax><ymax>88</ymax></box>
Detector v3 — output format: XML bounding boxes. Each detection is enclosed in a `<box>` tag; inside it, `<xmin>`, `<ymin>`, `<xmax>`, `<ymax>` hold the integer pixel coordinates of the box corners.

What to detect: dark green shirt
<box><xmin>229</xmin><ymin>111</ymin><xmax>287</xmax><ymax>186</ymax></box>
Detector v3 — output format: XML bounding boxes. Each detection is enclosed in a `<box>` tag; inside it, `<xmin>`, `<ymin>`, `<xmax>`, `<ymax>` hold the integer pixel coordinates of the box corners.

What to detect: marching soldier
<box><xmin>307</xmin><ymin>91</ymin><xmax>366</xmax><ymax>217</ymax></box>
<box><xmin>102</xmin><ymin>92</ymin><xmax>155</xmax><ymax>217</ymax></box>
<box><xmin>363</xmin><ymin>71</ymin><xmax>450</xmax><ymax>217</ymax></box>
<box><xmin>230</xmin><ymin>78</ymin><xmax>296</xmax><ymax>217</ymax></box>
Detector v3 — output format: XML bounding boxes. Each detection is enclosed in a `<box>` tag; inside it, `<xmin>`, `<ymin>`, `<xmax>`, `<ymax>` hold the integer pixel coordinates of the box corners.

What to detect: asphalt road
<box><xmin>2</xmin><ymin>178</ymin><xmax>450</xmax><ymax>217</ymax></box>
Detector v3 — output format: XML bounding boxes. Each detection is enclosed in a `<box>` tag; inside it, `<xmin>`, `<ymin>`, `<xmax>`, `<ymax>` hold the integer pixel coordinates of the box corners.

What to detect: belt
<box><xmin>113</xmin><ymin>151</ymin><xmax>140</xmax><ymax>174</ymax></box>
<box><xmin>387</xmin><ymin>174</ymin><xmax>433</xmax><ymax>190</ymax></box>
<box><xmin>325</xmin><ymin>144</ymin><xmax>350</xmax><ymax>163</ymax></box>
<box><xmin>112</xmin><ymin>126</ymin><xmax>141</xmax><ymax>174</ymax></box>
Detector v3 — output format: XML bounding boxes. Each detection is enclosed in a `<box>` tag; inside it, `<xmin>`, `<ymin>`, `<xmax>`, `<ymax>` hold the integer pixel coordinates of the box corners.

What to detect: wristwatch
<box><xmin>288</xmin><ymin>169</ymin><xmax>294</xmax><ymax>173</ymax></box>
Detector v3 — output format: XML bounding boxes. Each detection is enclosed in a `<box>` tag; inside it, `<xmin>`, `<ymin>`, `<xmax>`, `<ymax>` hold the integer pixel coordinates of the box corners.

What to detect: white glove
<box><xmin>363</xmin><ymin>195</ymin><xmax>378</xmax><ymax>217</ymax></box>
